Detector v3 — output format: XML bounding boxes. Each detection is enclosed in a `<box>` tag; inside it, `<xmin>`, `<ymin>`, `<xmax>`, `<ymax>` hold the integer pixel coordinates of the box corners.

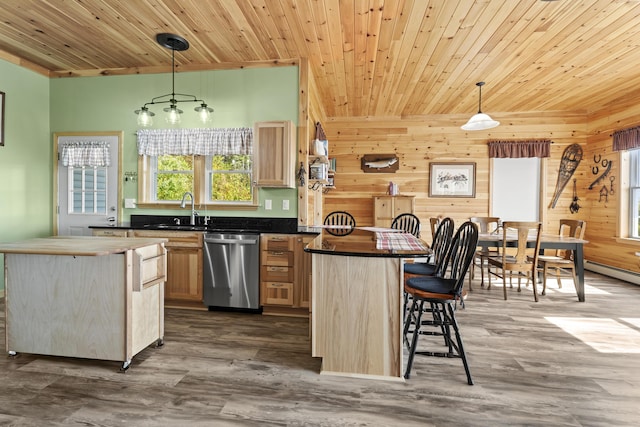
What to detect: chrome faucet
<box><xmin>180</xmin><ymin>191</ymin><xmax>196</xmax><ymax>225</ymax></box>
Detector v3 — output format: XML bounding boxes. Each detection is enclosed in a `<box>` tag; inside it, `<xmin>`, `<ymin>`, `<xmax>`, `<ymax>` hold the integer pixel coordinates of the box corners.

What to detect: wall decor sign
<box><xmin>429</xmin><ymin>162</ymin><xmax>476</xmax><ymax>197</ymax></box>
<box><xmin>361</xmin><ymin>154</ymin><xmax>399</xmax><ymax>173</ymax></box>
<box><xmin>0</xmin><ymin>91</ymin><xmax>5</xmax><ymax>146</ymax></box>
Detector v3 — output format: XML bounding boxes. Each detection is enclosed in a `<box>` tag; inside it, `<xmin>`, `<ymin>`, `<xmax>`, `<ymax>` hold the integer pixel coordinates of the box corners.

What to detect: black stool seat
<box><xmin>404</xmin><ymin>262</ymin><xmax>437</xmax><ymax>276</ymax></box>
<box><xmin>405</xmin><ymin>276</ymin><xmax>455</xmax><ymax>297</ymax></box>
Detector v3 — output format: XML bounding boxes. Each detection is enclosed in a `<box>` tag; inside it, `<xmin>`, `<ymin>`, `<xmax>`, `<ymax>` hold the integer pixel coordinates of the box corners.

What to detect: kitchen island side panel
<box><xmin>5</xmin><ymin>253</ymin><xmax>127</xmax><ymax>360</ymax></box>
<box><xmin>311</xmin><ymin>254</ymin><xmax>403</xmax><ymax>379</ymax></box>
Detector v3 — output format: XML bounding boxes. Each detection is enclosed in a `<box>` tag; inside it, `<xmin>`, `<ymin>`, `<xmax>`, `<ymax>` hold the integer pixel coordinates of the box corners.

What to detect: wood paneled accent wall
<box><xmin>585</xmin><ymin>99</ymin><xmax>640</xmax><ymax>274</ymax></box>
<box><xmin>320</xmin><ymin>113</ymin><xmax>590</xmax><ymax>243</ymax></box>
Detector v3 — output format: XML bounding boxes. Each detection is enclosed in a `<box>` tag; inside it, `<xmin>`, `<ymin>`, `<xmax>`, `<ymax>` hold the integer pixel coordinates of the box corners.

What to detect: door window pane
<box><xmin>68</xmin><ymin>167</ymin><xmax>107</xmax><ymax>214</ymax></box>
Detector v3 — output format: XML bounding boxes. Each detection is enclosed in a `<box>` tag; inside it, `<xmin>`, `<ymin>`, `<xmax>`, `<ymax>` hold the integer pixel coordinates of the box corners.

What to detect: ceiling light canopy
<box><xmin>461</xmin><ymin>81</ymin><xmax>499</xmax><ymax>131</ymax></box>
<box><xmin>134</xmin><ymin>33</ymin><xmax>213</xmax><ymax>127</ymax></box>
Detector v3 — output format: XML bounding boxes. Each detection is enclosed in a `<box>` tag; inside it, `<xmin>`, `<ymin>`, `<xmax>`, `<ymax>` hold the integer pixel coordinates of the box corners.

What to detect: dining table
<box><xmin>477</xmin><ymin>232</ymin><xmax>589</xmax><ymax>302</ymax></box>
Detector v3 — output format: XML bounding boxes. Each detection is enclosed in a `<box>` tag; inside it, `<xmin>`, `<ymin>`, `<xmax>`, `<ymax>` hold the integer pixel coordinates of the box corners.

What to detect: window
<box><xmin>629</xmin><ymin>149</ymin><xmax>640</xmax><ymax>238</ymax></box>
<box><xmin>68</xmin><ymin>166</ymin><xmax>107</xmax><ymax>214</ymax></box>
<box><xmin>153</xmin><ymin>155</ymin><xmax>194</xmax><ymax>201</ymax></box>
<box><xmin>206</xmin><ymin>154</ymin><xmax>253</xmax><ymax>203</ymax></box>
<box><xmin>136</xmin><ymin>127</ymin><xmax>255</xmax><ymax>207</ymax></box>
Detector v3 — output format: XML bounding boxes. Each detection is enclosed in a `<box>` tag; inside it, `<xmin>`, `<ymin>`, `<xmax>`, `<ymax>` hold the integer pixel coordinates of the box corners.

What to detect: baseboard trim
<box><xmin>585</xmin><ymin>261</ymin><xmax>640</xmax><ymax>286</ymax></box>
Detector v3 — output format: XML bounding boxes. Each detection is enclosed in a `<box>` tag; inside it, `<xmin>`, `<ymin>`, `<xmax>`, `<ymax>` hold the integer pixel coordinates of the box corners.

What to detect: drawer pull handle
<box><xmin>269</xmin><ymin>251</ymin><xmax>284</xmax><ymax>255</ymax></box>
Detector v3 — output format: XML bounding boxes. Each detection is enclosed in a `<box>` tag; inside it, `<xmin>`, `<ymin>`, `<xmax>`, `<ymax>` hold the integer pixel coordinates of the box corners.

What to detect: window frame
<box><xmin>137</xmin><ymin>154</ymin><xmax>258</xmax><ymax>210</ymax></box>
<box><xmin>204</xmin><ymin>154</ymin><xmax>254</xmax><ymax>205</ymax></box>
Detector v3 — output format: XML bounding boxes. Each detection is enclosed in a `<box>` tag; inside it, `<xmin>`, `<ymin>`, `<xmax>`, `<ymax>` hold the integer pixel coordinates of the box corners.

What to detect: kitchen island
<box><xmin>305</xmin><ymin>228</ymin><xmax>430</xmax><ymax>380</ymax></box>
<box><xmin>0</xmin><ymin>236</ymin><xmax>167</xmax><ymax>370</ymax></box>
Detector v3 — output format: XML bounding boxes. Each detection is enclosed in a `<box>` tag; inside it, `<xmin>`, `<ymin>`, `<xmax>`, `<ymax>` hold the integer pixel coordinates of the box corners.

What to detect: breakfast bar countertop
<box><xmin>304</xmin><ymin>227</ymin><xmax>430</xmax><ymax>258</ymax></box>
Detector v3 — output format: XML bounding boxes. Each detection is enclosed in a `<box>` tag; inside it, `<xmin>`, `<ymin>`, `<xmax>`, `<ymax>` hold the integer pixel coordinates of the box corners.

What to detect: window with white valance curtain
<box><xmin>136</xmin><ymin>127</ymin><xmax>256</xmax><ymax>205</ymax></box>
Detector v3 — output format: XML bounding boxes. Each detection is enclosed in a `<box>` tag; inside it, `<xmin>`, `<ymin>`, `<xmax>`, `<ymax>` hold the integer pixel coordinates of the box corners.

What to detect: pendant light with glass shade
<box><xmin>134</xmin><ymin>33</ymin><xmax>214</xmax><ymax>127</ymax></box>
<box><xmin>461</xmin><ymin>81</ymin><xmax>500</xmax><ymax>131</ymax></box>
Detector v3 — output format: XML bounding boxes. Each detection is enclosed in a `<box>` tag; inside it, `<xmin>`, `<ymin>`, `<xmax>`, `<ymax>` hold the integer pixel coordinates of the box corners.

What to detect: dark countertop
<box><xmin>304</xmin><ymin>228</ymin><xmax>430</xmax><ymax>258</ymax></box>
<box><xmin>90</xmin><ymin>215</ymin><xmax>320</xmax><ymax>235</ymax></box>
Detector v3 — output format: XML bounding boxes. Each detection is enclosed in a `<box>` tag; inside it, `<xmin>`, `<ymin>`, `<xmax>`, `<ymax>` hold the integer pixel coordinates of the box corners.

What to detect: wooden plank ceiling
<box><xmin>1</xmin><ymin>0</ymin><xmax>640</xmax><ymax>118</ymax></box>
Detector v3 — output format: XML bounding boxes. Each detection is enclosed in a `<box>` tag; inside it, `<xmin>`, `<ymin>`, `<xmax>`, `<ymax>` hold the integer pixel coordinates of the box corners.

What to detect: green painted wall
<box><xmin>50</xmin><ymin>65</ymin><xmax>300</xmax><ymax>221</ymax></box>
<box><xmin>0</xmin><ymin>60</ymin><xmax>51</xmax><ymax>292</ymax></box>
<box><xmin>0</xmin><ymin>62</ymin><xmax>298</xmax><ymax>293</ymax></box>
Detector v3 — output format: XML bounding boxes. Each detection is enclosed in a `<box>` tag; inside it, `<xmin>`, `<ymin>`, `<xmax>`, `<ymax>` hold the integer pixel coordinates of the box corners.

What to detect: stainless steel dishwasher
<box><xmin>203</xmin><ymin>232</ymin><xmax>260</xmax><ymax>311</ymax></box>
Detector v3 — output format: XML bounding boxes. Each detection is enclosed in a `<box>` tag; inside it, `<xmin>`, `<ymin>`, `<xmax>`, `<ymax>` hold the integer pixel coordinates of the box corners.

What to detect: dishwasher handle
<box><xmin>204</xmin><ymin>237</ymin><xmax>258</xmax><ymax>245</ymax></box>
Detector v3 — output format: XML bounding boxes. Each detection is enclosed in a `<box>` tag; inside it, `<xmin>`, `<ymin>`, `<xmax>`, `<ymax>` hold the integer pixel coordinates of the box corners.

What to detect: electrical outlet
<box><xmin>124</xmin><ymin>198</ymin><xmax>136</xmax><ymax>208</ymax></box>
<box><xmin>265</xmin><ymin>199</ymin><xmax>272</xmax><ymax>210</ymax></box>
<box><xmin>282</xmin><ymin>199</ymin><xmax>290</xmax><ymax>210</ymax></box>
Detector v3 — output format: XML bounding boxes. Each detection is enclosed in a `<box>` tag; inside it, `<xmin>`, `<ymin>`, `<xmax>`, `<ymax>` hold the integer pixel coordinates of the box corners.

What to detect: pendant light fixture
<box><xmin>461</xmin><ymin>81</ymin><xmax>500</xmax><ymax>131</ymax></box>
<box><xmin>134</xmin><ymin>33</ymin><xmax>213</xmax><ymax>127</ymax></box>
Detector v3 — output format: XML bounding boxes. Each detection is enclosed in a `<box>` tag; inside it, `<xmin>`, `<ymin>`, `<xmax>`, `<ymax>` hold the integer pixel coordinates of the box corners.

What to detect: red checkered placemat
<box><xmin>375</xmin><ymin>232</ymin><xmax>428</xmax><ymax>251</ymax></box>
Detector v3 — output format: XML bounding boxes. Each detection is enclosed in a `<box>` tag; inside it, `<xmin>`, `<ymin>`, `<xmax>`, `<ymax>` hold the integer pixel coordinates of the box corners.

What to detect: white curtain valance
<box><xmin>60</xmin><ymin>141</ymin><xmax>111</xmax><ymax>167</ymax></box>
<box><xmin>136</xmin><ymin>128</ymin><xmax>253</xmax><ymax>156</ymax></box>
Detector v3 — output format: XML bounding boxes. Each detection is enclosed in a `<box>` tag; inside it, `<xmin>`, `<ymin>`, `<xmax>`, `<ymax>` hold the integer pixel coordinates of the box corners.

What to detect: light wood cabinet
<box><xmin>260</xmin><ymin>233</ymin><xmax>311</xmax><ymax>317</ymax></box>
<box><xmin>373</xmin><ymin>195</ymin><xmax>416</xmax><ymax>228</ymax></box>
<box><xmin>130</xmin><ymin>230</ymin><xmax>203</xmax><ymax>303</ymax></box>
<box><xmin>255</xmin><ymin>120</ymin><xmax>296</xmax><ymax>188</ymax></box>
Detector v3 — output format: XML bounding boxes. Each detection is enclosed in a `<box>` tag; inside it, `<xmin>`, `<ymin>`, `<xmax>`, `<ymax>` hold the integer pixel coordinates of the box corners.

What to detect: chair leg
<box><xmin>404</xmin><ymin>300</ymin><xmax>425</xmax><ymax>379</ymax></box>
<box><xmin>556</xmin><ymin>267</ymin><xmax>563</xmax><ymax>288</ymax></box>
<box><xmin>530</xmin><ymin>272</ymin><xmax>539</xmax><ymax>302</ymax></box>
<box><xmin>502</xmin><ymin>268</ymin><xmax>508</xmax><ymax>300</ymax></box>
<box><xmin>445</xmin><ymin>303</ymin><xmax>473</xmax><ymax>385</ymax></box>
<box><xmin>542</xmin><ymin>264</ymin><xmax>548</xmax><ymax>295</ymax></box>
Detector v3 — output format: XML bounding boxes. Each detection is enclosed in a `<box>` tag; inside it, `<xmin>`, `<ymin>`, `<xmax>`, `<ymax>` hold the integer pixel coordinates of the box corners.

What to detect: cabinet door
<box><xmin>165</xmin><ymin>247</ymin><xmax>203</xmax><ymax>301</ymax></box>
<box><xmin>373</xmin><ymin>196</ymin><xmax>394</xmax><ymax>228</ymax></box>
<box><xmin>393</xmin><ymin>196</ymin><xmax>415</xmax><ymax>217</ymax></box>
<box><xmin>254</xmin><ymin>121</ymin><xmax>295</xmax><ymax>188</ymax></box>
<box><xmin>294</xmin><ymin>235</ymin><xmax>313</xmax><ymax>309</ymax></box>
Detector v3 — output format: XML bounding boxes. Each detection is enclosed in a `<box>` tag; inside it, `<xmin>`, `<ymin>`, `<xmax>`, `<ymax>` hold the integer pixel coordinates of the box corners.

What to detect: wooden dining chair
<box><xmin>323</xmin><ymin>211</ymin><xmax>356</xmax><ymax>236</ymax></box>
<box><xmin>469</xmin><ymin>216</ymin><xmax>500</xmax><ymax>290</ymax></box>
<box><xmin>391</xmin><ymin>213</ymin><xmax>421</xmax><ymax>238</ymax></box>
<box><xmin>536</xmin><ymin>219</ymin><xmax>586</xmax><ymax>295</ymax></box>
<box><xmin>486</xmin><ymin>221</ymin><xmax>542</xmax><ymax>302</ymax></box>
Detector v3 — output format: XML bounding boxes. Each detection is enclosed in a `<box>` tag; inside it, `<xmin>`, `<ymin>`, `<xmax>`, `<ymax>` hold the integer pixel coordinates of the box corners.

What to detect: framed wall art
<box><xmin>429</xmin><ymin>162</ymin><xmax>476</xmax><ymax>198</ymax></box>
<box><xmin>0</xmin><ymin>91</ymin><xmax>4</xmax><ymax>146</ymax></box>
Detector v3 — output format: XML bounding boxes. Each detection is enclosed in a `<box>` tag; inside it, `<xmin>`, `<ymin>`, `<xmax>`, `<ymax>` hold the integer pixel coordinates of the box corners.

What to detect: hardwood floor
<box><xmin>1</xmin><ymin>271</ymin><xmax>639</xmax><ymax>426</ymax></box>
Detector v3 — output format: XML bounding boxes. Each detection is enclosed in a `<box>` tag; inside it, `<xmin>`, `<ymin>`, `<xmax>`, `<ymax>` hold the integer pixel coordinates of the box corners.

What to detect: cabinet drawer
<box><xmin>261</xmin><ymin>234</ymin><xmax>295</xmax><ymax>252</ymax></box>
<box><xmin>262</xmin><ymin>282</ymin><xmax>294</xmax><ymax>306</ymax></box>
<box><xmin>93</xmin><ymin>229</ymin><xmax>129</xmax><ymax>237</ymax></box>
<box><xmin>132</xmin><ymin>243</ymin><xmax>167</xmax><ymax>292</ymax></box>
<box><xmin>261</xmin><ymin>250</ymin><xmax>294</xmax><ymax>266</ymax></box>
<box><xmin>261</xmin><ymin>265</ymin><xmax>294</xmax><ymax>282</ymax></box>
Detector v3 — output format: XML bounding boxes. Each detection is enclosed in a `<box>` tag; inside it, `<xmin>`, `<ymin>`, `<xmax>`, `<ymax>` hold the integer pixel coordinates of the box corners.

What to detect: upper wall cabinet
<box><xmin>254</xmin><ymin>121</ymin><xmax>296</xmax><ymax>188</ymax></box>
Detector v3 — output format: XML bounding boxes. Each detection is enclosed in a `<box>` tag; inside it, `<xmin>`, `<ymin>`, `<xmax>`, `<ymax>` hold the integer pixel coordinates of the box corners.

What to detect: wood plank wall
<box><xmin>298</xmin><ymin>67</ymin><xmax>640</xmax><ymax>275</ymax></box>
<box><xmin>297</xmin><ymin>58</ymin><xmax>328</xmax><ymax>227</ymax></box>
<box><xmin>319</xmin><ymin>112</ymin><xmax>591</xmax><ymax>243</ymax></box>
<box><xmin>585</xmin><ymin>99</ymin><xmax>640</xmax><ymax>273</ymax></box>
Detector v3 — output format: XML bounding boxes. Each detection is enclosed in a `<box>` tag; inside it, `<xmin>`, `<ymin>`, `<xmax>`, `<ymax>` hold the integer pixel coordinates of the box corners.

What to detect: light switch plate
<box><xmin>124</xmin><ymin>198</ymin><xmax>136</xmax><ymax>208</ymax></box>
<box><xmin>282</xmin><ymin>200</ymin><xmax>290</xmax><ymax>210</ymax></box>
<box><xmin>265</xmin><ymin>199</ymin><xmax>272</xmax><ymax>210</ymax></box>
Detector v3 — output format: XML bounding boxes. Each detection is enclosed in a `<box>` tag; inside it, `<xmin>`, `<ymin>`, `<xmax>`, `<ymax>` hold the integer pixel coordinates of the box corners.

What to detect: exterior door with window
<box><xmin>55</xmin><ymin>132</ymin><xmax>122</xmax><ymax>236</ymax></box>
